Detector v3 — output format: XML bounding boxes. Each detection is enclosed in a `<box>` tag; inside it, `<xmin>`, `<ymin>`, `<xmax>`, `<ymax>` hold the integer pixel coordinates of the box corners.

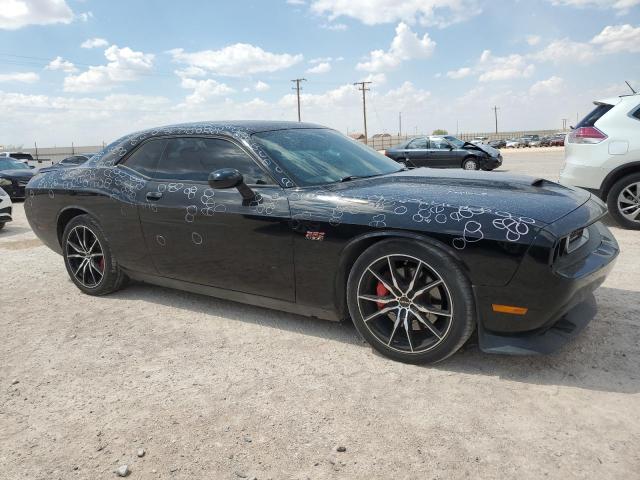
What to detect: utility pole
<box><xmin>353</xmin><ymin>81</ymin><xmax>372</xmax><ymax>144</ymax></box>
<box><xmin>398</xmin><ymin>112</ymin><xmax>402</xmax><ymax>137</ymax></box>
<box><xmin>492</xmin><ymin>106</ymin><xmax>500</xmax><ymax>134</ymax></box>
<box><xmin>562</xmin><ymin>118</ymin><xmax>568</xmax><ymax>131</ymax></box>
<box><xmin>291</xmin><ymin>78</ymin><xmax>306</xmax><ymax>122</ymax></box>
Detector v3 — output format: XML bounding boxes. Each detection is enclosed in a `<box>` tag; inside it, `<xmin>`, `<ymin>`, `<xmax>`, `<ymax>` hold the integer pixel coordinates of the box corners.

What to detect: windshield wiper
<box><xmin>339</xmin><ymin>175</ymin><xmax>361</xmax><ymax>182</ymax></box>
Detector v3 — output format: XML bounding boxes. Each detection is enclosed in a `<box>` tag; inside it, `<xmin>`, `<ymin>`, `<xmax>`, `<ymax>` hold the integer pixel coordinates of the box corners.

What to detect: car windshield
<box><xmin>443</xmin><ymin>136</ymin><xmax>465</xmax><ymax>148</ymax></box>
<box><xmin>253</xmin><ymin>128</ymin><xmax>403</xmax><ymax>187</ymax></box>
<box><xmin>0</xmin><ymin>158</ymin><xmax>27</xmax><ymax>170</ymax></box>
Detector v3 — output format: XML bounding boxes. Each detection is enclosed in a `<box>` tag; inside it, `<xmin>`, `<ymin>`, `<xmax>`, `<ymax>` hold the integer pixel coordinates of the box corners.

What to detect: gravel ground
<box><xmin>1</xmin><ymin>148</ymin><xmax>639</xmax><ymax>479</ymax></box>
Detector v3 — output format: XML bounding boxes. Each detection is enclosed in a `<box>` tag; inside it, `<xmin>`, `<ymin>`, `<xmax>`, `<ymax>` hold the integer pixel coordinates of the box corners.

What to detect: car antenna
<box><xmin>625</xmin><ymin>80</ymin><xmax>637</xmax><ymax>94</ymax></box>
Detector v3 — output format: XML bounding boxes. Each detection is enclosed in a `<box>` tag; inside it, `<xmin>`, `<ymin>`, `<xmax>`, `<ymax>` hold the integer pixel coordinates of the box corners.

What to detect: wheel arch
<box><xmin>600</xmin><ymin>161</ymin><xmax>640</xmax><ymax>200</ymax></box>
<box><xmin>56</xmin><ymin>206</ymin><xmax>92</xmax><ymax>246</ymax></box>
<box><xmin>333</xmin><ymin>230</ymin><xmax>470</xmax><ymax>318</ymax></box>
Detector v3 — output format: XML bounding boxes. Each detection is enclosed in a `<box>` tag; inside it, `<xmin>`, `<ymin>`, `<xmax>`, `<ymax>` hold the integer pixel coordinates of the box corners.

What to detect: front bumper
<box><xmin>0</xmin><ymin>205</ymin><xmax>12</xmax><ymax>223</ymax></box>
<box><xmin>482</xmin><ymin>155</ymin><xmax>502</xmax><ymax>169</ymax></box>
<box><xmin>475</xmin><ymin>210</ymin><xmax>618</xmax><ymax>355</ymax></box>
<box><xmin>0</xmin><ymin>181</ymin><xmax>27</xmax><ymax>199</ymax></box>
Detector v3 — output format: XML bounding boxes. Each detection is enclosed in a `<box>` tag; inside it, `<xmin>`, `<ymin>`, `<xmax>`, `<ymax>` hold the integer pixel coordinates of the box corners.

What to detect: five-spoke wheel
<box><xmin>65</xmin><ymin>225</ymin><xmax>105</xmax><ymax>288</ymax></box>
<box><xmin>62</xmin><ymin>214</ymin><xmax>128</xmax><ymax>295</ymax></box>
<box><xmin>347</xmin><ymin>239</ymin><xmax>475</xmax><ymax>364</ymax></box>
<box><xmin>608</xmin><ymin>173</ymin><xmax>640</xmax><ymax>230</ymax></box>
<box><xmin>356</xmin><ymin>254</ymin><xmax>453</xmax><ymax>354</ymax></box>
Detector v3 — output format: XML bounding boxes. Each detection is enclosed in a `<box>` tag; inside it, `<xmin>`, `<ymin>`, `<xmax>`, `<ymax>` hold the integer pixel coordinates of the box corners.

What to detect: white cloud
<box><xmin>526</xmin><ymin>35</ymin><xmax>541</xmax><ymax>46</ymax></box>
<box><xmin>356</xmin><ymin>22</ymin><xmax>435</xmax><ymax>72</ymax></box>
<box><xmin>446</xmin><ymin>67</ymin><xmax>472</xmax><ymax>79</ymax></box>
<box><xmin>0</xmin><ymin>72</ymin><xmax>39</xmax><ymax>83</ymax></box>
<box><xmin>320</xmin><ymin>22</ymin><xmax>347</xmax><ymax>30</ymax></box>
<box><xmin>532</xmin><ymin>38</ymin><xmax>597</xmax><ymax>63</ymax></box>
<box><xmin>0</xmin><ymin>0</ymin><xmax>74</xmax><ymax>30</ymax></box>
<box><xmin>591</xmin><ymin>24</ymin><xmax>640</xmax><ymax>53</ymax></box>
<box><xmin>286</xmin><ymin>0</ymin><xmax>306</xmax><ymax>4</ymax></box>
<box><xmin>254</xmin><ymin>81</ymin><xmax>270</xmax><ymax>92</ymax></box>
<box><xmin>179</xmin><ymin>78</ymin><xmax>234</xmax><ymax>105</ymax></box>
<box><xmin>45</xmin><ymin>56</ymin><xmax>77</xmax><ymax>73</ymax></box>
<box><xmin>306</xmin><ymin>62</ymin><xmax>332</xmax><ymax>74</ymax></box>
<box><xmin>529</xmin><ymin>76</ymin><xmax>564</xmax><ymax>95</ymax></box>
<box><xmin>168</xmin><ymin>43</ymin><xmax>303</xmax><ymax>77</ymax></box>
<box><xmin>448</xmin><ymin>50</ymin><xmax>534</xmax><ymax>82</ymax></box>
<box><xmin>81</xmin><ymin>37</ymin><xmax>109</xmax><ymax>49</ymax></box>
<box><xmin>548</xmin><ymin>0</ymin><xmax>640</xmax><ymax>13</ymax></box>
<box><xmin>310</xmin><ymin>0</ymin><xmax>481</xmax><ymax>27</ymax></box>
<box><xmin>63</xmin><ymin>45</ymin><xmax>155</xmax><ymax>93</ymax></box>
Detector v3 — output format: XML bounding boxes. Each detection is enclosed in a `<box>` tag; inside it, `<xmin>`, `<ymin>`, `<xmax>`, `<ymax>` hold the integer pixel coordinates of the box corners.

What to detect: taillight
<box><xmin>568</xmin><ymin>126</ymin><xmax>607</xmax><ymax>144</ymax></box>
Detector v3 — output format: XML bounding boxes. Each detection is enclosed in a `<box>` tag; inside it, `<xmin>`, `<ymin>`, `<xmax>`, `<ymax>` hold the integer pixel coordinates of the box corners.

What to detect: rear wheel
<box><xmin>462</xmin><ymin>157</ymin><xmax>479</xmax><ymax>170</ymax></box>
<box><xmin>0</xmin><ymin>222</ymin><xmax>5</xmax><ymax>230</ymax></box>
<box><xmin>608</xmin><ymin>173</ymin><xmax>640</xmax><ymax>230</ymax></box>
<box><xmin>347</xmin><ymin>239</ymin><xmax>475</xmax><ymax>364</ymax></box>
<box><xmin>62</xmin><ymin>215</ymin><xmax>128</xmax><ymax>295</ymax></box>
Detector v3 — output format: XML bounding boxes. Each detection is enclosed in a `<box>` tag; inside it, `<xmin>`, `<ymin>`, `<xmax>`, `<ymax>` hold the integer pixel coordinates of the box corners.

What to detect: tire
<box><xmin>462</xmin><ymin>157</ymin><xmax>479</xmax><ymax>170</ymax></box>
<box><xmin>607</xmin><ymin>173</ymin><xmax>640</xmax><ymax>230</ymax></box>
<box><xmin>62</xmin><ymin>214</ymin><xmax>129</xmax><ymax>295</ymax></box>
<box><xmin>347</xmin><ymin>239</ymin><xmax>476</xmax><ymax>364</ymax></box>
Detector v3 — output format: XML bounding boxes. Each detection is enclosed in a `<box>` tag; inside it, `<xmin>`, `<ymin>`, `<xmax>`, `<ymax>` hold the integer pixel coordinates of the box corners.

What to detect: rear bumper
<box><xmin>1</xmin><ymin>183</ymin><xmax>26</xmax><ymax>199</ymax></box>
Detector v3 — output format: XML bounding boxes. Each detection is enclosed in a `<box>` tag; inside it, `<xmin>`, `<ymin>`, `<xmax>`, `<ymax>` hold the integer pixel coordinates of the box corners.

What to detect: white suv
<box><xmin>560</xmin><ymin>93</ymin><xmax>640</xmax><ymax>229</ymax></box>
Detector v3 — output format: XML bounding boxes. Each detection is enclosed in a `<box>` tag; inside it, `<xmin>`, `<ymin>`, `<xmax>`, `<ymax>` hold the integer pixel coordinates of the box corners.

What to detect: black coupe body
<box><xmin>384</xmin><ymin>135</ymin><xmax>503</xmax><ymax>171</ymax></box>
<box><xmin>25</xmin><ymin>121</ymin><xmax>618</xmax><ymax>363</ymax></box>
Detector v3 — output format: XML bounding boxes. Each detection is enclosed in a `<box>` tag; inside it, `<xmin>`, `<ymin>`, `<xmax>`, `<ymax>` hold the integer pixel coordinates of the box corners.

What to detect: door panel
<box><xmin>139</xmin><ymin>183</ymin><xmax>294</xmax><ymax>301</ymax></box>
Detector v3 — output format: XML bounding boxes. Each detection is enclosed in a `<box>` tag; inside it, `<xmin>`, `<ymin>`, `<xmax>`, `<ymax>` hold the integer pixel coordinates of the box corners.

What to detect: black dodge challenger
<box><xmin>25</xmin><ymin>121</ymin><xmax>618</xmax><ymax>364</ymax></box>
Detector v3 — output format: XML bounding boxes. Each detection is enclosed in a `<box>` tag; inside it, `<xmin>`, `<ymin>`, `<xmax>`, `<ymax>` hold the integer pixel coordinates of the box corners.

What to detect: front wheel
<box><xmin>62</xmin><ymin>214</ymin><xmax>128</xmax><ymax>295</ymax></box>
<box><xmin>462</xmin><ymin>157</ymin><xmax>479</xmax><ymax>170</ymax></box>
<box><xmin>347</xmin><ymin>239</ymin><xmax>476</xmax><ymax>364</ymax></box>
<box><xmin>607</xmin><ymin>173</ymin><xmax>640</xmax><ymax>230</ymax></box>
<box><xmin>0</xmin><ymin>222</ymin><xmax>5</xmax><ymax>230</ymax></box>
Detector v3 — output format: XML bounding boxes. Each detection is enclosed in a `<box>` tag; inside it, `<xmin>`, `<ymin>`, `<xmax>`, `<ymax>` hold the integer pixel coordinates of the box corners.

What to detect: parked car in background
<box><xmin>528</xmin><ymin>138</ymin><xmax>542</xmax><ymax>148</ymax></box>
<box><xmin>488</xmin><ymin>139</ymin><xmax>506</xmax><ymax>149</ymax></box>
<box><xmin>470</xmin><ymin>136</ymin><xmax>489</xmax><ymax>145</ymax></box>
<box><xmin>560</xmin><ymin>93</ymin><xmax>640</xmax><ymax>229</ymax></box>
<box><xmin>0</xmin><ymin>151</ymin><xmax>34</xmax><ymax>166</ymax></box>
<box><xmin>505</xmin><ymin>139</ymin><xmax>522</xmax><ymax>148</ymax></box>
<box><xmin>38</xmin><ymin>153</ymin><xmax>96</xmax><ymax>173</ymax></box>
<box><xmin>25</xmin><ymin>121</ymin><xmax>618</xmax><ymax>364</ymax></box>
<box><xmin>549</xmin><ymin>134</ymin><xmax>566</xmax><ymax>147</ymax></box>
<box><xmin>384</xmin><ymin>135</ymin><xmax>502</xmax><ymax>170</ymax></box>
<box><xmin>0</xmin><ymin>157</ymin><xmax>36</xmax><ymax>199</ymax></box>
<box><xmin>0</xmin><ymin>187</ymin><xmax>12</xmax><ymax>230</ymax></box>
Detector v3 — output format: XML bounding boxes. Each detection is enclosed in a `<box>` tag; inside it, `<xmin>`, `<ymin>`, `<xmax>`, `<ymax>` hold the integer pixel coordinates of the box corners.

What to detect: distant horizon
<box><xmin>0</xmin><ymin>0</ymin><xmax>638</xmax><ymax>146</ymax></box>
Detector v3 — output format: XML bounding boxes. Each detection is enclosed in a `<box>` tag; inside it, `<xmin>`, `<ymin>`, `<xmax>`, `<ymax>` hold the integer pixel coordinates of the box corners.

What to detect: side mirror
<box><xmin>208</xmin><ymin>168</ymin><xmax>255</xmax><ymax>201</ymax></box>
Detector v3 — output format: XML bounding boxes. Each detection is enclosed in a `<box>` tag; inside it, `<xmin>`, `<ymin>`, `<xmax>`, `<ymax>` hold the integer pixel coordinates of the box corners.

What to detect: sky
<box><xmin>0</xmin><ymin>0</ymin><xmax>639</xmax><ymax>147</ymax></box>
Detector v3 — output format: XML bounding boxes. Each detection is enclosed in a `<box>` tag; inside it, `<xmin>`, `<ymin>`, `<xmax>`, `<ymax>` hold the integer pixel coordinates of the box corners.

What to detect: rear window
<box><xmin>576</xmin><ymin>104</ymin><xmax>613</xmax><ymax>128</ymax></box>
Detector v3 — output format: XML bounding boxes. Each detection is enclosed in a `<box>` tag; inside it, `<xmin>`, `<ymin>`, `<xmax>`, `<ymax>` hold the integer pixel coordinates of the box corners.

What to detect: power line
<box><xmin>353</xmin><ymin>81</ymin><xmax>371</xmax><ymax>145</ymax></box>
<box><xmin>291</xmin><ymin>78</ymin><xmax>306</xmax><ymax>122</ymax></box>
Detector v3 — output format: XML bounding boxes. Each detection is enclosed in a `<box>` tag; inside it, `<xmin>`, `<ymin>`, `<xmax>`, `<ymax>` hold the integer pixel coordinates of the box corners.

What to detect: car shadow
<box><xmin>0</xmin><ymin>225</ymin><xmax>32</xmax><ymax>238</ymax></box>
<box><xmin>103</xmin><ymin>283</ymin><xmax>639</xmax><ymax>395</ymax></box>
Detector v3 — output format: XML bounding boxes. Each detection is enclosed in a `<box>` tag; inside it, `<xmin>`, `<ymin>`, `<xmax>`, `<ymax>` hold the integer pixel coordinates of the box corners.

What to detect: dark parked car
<box><xmin>488</xmin><ymin>139</ymin><xmax>506</xmax><ymax>149</ymax></box>
<box><xmin>39</xmin><ymin>153</ymin><xmax>96</xmax><ymax>173</ymax></box>
<box><xmin>384</xmin><ymin>135</ymin><xmax>502</xmax><ymax>171</ymax></box>
<box><xmin>25</xmin><ymin>121</ymin><xmax>618</xmax><ymax>364</ymax></box>
<box><xmin>549</xmin><ymin>134</ymin><xmax>566</xmax><ymax>147</ymax></box>
<box><xmin>0</xmin><ymin>157</ymin><xmax>35</xmax><ymax>199</ymax></box>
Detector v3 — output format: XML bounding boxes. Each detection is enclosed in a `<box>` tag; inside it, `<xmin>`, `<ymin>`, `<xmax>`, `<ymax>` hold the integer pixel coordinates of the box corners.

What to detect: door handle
<box><xmin>146</xmin><ymin>191</ymin><xmax>163</xmax><ymax>201</ymax></box>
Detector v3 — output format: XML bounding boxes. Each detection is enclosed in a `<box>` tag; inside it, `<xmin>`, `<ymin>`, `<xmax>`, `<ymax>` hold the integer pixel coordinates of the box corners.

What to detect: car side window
<box><xmin>408</xmin><ymin>138</ymin><xmax>427</xmax><ymax>149</ymax></box>
<box><xmin>156</xmin><ymin>137</ymin><xmax>273</xmax><ymax>185</ymax></box>
<box><xmin>123</xmin><ymin>139</ymin><xmax>168</xmax><ymax>177</ymax></box>
<box><xmin>429</xmin><ymin>137</ymin><xmax>450</xmax><ymax>150</ymax></box>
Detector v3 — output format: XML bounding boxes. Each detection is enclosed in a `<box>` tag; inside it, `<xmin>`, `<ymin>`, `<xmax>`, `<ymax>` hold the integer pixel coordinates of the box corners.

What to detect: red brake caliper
<box><xmin>98</xmin><ymin>258</ymin><xmax>105</xmax><ymax>272</ymax></box>
<box><xmin>376</xmin><ymin>282</ymin><xmax>389</xmax><ymax>309</ymax></box>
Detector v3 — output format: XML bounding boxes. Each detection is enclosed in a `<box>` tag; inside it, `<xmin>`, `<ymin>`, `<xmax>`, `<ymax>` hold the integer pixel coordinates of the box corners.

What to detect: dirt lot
<box><xmin>1</xmin><ymin>148</ymin><xmax>639</xmax><ymax>479</ymax></box>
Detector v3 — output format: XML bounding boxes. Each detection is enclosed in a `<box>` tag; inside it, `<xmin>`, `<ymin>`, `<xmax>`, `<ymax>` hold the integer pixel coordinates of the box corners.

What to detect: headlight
<box><xmin>0</xmin><ymin>178</ymin><xmax>11</xmax><ymax>186</ymax></box>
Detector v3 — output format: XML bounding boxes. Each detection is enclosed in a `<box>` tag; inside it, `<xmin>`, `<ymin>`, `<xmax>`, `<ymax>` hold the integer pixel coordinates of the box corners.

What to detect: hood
<box><xmin>463</xmin><ymin>142</ymin><xmax>500</xmax><ymax>157</ymax></box>
<box><xmin>0</xmin><ymin>169</ymin><xmax>34</xmax><ymax>180</ymax></box>
<box><xmin>322</xmin><ymin>168</ymin><xmax>590</xmax><ymax>225</ymax></box>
